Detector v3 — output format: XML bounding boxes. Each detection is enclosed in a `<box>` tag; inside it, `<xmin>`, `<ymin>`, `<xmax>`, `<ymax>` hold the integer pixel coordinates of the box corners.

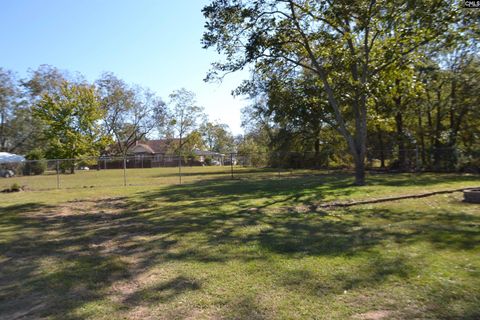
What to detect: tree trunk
<box><xmin>352</xmin><ymin>112</ymin><xmax>367</xmax><ymax>186</ymax></box>
<box><xmin>314</xmin><ymin>65</ymin><xmax>367</xmax><ymax>185</ymax></box>
<box><xmin>395</xmin><ymin>112</ymin><xmax>406</xmax><ymax>171</ymax></box>
<box><xmin>418</xmin><ymin>111</ymin><xmax>426</xmax><ymax>166</ymax></box>
<box><xmin>426</xmin><ymin>107</ymin><xmax>434</xmax><ymax>168</ymax></box>
<box><xmin>349</xmin><ymin>96</ymin><xmax>368</xmax><ymax>186</ymax></box>
<box><xmin>314</xmin><ymin>137</ymin><xmax>320</xmax><ymax>168</ymax></box>
<box><xmin>433</xmin><ymin>90</ymin><xmax>443</xmax><ymax>170</ymax></box>
<box><xmin>377</xmin><ymin>127</ymin><xmax>385</xmax><ymax>168</ymax></box>
<box><xmin>449</xmin><ymin>78</ymin><xmax>456</xmax><ymax>137</ymax></box>
<box><xmin>354</xmin><ymin>153</ymin><xmax>366</xmax><ymax>186</ymax></box>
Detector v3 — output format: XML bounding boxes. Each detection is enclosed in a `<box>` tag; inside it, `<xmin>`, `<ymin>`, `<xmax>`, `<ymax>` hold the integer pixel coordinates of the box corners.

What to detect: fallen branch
<box><xmin>314</xmin><ymin>187</ymin><xmax>478</xmax><ymax>209</ymax></box>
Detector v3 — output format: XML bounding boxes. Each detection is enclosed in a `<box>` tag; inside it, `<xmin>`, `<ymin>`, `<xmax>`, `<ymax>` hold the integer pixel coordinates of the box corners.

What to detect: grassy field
<box><xmin>0</xmin><ymin>166</ymin><xmax>291</xmax><ymax>191</ymax></box>
<box><xmin>0</xmin><ymin>170</ymin><xmax>479</xmax><ymax>319</ymax></box>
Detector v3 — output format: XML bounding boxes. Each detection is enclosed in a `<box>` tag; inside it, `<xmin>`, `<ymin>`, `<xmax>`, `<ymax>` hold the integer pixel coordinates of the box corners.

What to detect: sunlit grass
<box><xmin>0</xmin><ymin>172</ymin><xmax>479</xmax><ymax>319</ymax></box>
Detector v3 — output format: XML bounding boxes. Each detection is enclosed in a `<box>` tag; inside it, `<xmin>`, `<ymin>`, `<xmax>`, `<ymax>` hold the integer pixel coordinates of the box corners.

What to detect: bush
<box><xmin>2</xmin><ymin>183</ymin><xmax>23</xmax><ymax>193</ymax></box>
<box><xmin>457</xmin><ymin>154</ymin><xmax>480</xmax><ymax>174</ymax></box>
<box><xmin>77</xmin><ymin>158</ymin><xmax>97</xmax><ymax>168</ymax></box>
<box><xmin>24</xmin><ymin>149</ymin><xmax>47</xmax><ymax>175</ymax></box>
<box><xmin>10</xmin><ymin>183</ymin><xmax>21</xmax><ymax>192</ymax></box>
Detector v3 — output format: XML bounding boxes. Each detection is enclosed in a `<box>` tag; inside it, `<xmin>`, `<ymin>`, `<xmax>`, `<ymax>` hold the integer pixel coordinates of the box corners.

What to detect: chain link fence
<box><xmin>0</xmin><ymin>154</ymin><xmax>268</xmax><ymax>191</ymax></box>
<box><xmin>0</xmin><ymin>147</ymin><xmax>478</xmax><ymax>191</ymax></box>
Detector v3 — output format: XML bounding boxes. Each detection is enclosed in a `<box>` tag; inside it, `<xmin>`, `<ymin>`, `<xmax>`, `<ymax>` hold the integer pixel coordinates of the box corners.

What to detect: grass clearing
<box><xmin>0</xmin><ymin>166</ymin><xmax>284</xmax><ymax>191</ymax></box>
<box><xmin>0</xmin><ymin>170</ymin><xmax>479</xmax><ymax>319</ymax></box>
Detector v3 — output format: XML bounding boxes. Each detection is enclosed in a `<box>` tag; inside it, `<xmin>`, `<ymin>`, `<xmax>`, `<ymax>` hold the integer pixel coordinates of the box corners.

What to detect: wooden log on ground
<box><xmin>316</xmin><ymin>187</ymin><xmax>478</xmax><ymax>209</ymax></box>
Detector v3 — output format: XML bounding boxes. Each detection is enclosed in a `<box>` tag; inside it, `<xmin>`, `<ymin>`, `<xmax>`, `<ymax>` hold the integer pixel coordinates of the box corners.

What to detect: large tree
<box><xmin>96</xmin><ymin>73</ymin><xmax>166</xmax><ymax>156</ymax></box>
<box><xmin>33</xmin><ymin>82</ymin><xmax>109</xmax><ymax>173</ymax></box>
<box><xmin>200</xmin><ymin>121</ymin><xmax>235</xmax><ymax>153</ymax></box>
<box><xmin>0</xmin><ymin>68</ymin><xmax>19</xmax><ymax>152</ymax></box>
<box><xmin>166</xmin><ymin>89</ymin><xmax>205</xmax><ymax>182</ymax></box>
<box><xmin>12</xmin><ymin>65</ymin><xmax>71</xmax><ymax>154</ymax></box>
<box><xmin>166</xmin><ymin>88</ymin><xmax>205</xmax><ymax>152</ymax></box>
<box><xmin>23</xmin><ymin>65</ymin><xmax>68</xmax><ymax>98</ymax></box>
<box><xmin>203</xmin><ymin>0</ymin><xmax>464</xmax><ymax>185</ymax></box>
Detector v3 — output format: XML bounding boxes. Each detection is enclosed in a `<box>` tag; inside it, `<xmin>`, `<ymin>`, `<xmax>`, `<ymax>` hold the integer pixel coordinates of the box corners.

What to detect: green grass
<box><xmin>0</xmin><ymin>166</ymin><xmax>290</xmax><ymax>190</ymax></box>
<box><xmin>0</xmin><ymin>170</ymin><xmax>479</xmax><ymax>319</ymax></box>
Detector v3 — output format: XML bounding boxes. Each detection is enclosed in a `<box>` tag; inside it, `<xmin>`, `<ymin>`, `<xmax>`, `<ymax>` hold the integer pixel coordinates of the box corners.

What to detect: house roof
<box><xmin>108</xmin><ymin>139</ymin><xmax>223</xmax><ymax>156</ymax></box>
<box><xmin>133</xmin><ymin>139</ymin><xmax>179</xmax><ymax>154</ymax></box>
<box><xmin>104</xmin><ymin>139</ymin><xmax>179</xmax><ymax>156</ymax></box>
<box><xmin>131</xmin><ymin>144</ymin><xmax>155</xmax><ymax>154</ymax></box>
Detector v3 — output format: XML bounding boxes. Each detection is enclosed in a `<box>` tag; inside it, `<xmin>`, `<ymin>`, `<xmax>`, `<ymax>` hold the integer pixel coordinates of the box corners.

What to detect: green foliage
<box><xmin>456</xmin><ymin>153</ymin><xmax>480</xmax><ymax>174</ymax></box>
<box><xmin>0</xmin><ymin>68</ymin><xmax>20</xmax><ymax>152</ymax></box>
<box><xmin>33</xmin><ymin>81</ymin><xmax>110</xmax><ymax>171</ymax></box>
<box><xmin>10</xmin><ymin>183</ymin><xmax>21</xmax><ymax>191</ymax></box>
<box><xmin>9</xmin><ymin>182</ymin><xmax>22</xmax><ymax>192</ymax></box>
<box><xmin>23</xmin><ymin>148</ymin><xmax>47</xmax><ymax>175</ymax></box>
<box><xmin>202</xmin><ymin>0</ymin><xmax>472</xmax><ymax>184</ymax></box>
<box><xmin>237</xmin><ymin>129</ymin><xmax>270</xmax><ymax>167</ymax></box>
<box><xmin>77</xmin><ymin>158</ymin><xmax>98</xmax><ymax>168</ymax></box>
<box><xmin>167</xmin><ymin>89</ymin><xmax>205</xmax><ymax>153</ymax></box>
<box><xmin>183</xmin><ymin>130</ymin><xmax>205</xmax><ymax>154</ymax></box>
<box><xmin>200</xmin><ymin>121</ymin><xmax>235</xmax><ymax>153</ymax></box>
<box><xmin>96</xmin><ymin>73</ymin><xmax>166</xmax><ymax>155</ymax></box>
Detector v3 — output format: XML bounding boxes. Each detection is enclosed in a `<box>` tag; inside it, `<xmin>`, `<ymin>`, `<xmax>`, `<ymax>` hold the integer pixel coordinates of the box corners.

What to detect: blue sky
<box><xmin>0</xmin><ymin>0</ymin><xmax>249</xmax><ymax>134</ymax></box>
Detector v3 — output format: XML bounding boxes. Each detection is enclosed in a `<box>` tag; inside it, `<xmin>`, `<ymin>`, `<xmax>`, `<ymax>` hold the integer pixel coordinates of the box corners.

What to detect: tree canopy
<box><xmin>203</xmin><ymin>0</ymin><xmax>479</xmax><ymax>184</ymax></box>
<box><xmin>33</xmin><ymin>82</ymin><xmax>109</xmax><ymax>172</ymax></box>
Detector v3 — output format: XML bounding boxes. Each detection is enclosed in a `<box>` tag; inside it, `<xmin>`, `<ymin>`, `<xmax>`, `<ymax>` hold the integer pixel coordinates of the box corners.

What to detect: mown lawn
<box><xmin>1</xmin><ymin>166</ymin><xmax>257</xmax><ymax>190</ymax></box>
<box><xmin>0</xmin><ymin>171</ymin><xmax>479</xmax><ymax>319</ymax></box>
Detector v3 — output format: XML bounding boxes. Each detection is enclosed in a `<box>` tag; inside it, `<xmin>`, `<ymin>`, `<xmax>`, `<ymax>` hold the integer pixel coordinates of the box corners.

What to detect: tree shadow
<box><xmin>280</xmin><ymin>252</ymin><xmax>414</xmax><ymax>297</ymax></box>
<box><xmin>366</xmin><ymin>172</ymin><xmax>480</xmax><ymax>187</ymax></box>
<box><xmin>0</xmin><ymin>200</ymin><xmax>199</xmax><ymax>319</ymax></box>
<box><xmin>0</xmin><ymin>173</ymin><xmax>478</xmax><ymax>318</ymax></box>
<box><xmin>122</xmin><ymin>275</ymin><xmax>201</xmax><ymax>306</ymax></box>
<box><xmin>151</xmin><ymin>167</ymin><xmax>276</xmax><ymax>178</ymax></box>
<box><xmin>355</xmin><ymin>207</ymin><xmax>480</xmax><ymax>250</ymax></box>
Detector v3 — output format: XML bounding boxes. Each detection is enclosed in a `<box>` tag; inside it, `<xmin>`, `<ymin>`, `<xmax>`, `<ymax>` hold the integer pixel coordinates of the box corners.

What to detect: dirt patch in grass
<box><xmin>354</xmin><ymin>310</ymin><xmax>392</xmax><ymax>319</ymax></box>
<box><xmin>58</xmin><ymin>197</ymin><xmax>128</xmax><ymax>216</ymax></box>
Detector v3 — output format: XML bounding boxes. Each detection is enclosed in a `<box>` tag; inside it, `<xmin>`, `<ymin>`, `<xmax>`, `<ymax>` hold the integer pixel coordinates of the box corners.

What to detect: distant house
<box><xmin>104</xmin><ymin>139</ymin><xmax>225</xmax><ymax>167</ymax></box>
<box><xmin>192</xmin><ymin>149</ymin><xmax>225</xmax><ymax>165</ymax></box>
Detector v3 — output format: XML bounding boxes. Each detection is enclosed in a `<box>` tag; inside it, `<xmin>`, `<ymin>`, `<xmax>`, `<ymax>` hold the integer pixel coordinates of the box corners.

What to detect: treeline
<box><xmin>202</xmin><ymin>0</ymin><xmax>480</xmax><ymax>185</ymax></box>
<box><xmin>237</xmin><ymin>49</ymin><xmax>480</xmax><ymax>173</ymax></box>
<box><xmin>0</xmin><ymin>65</ymin><xmax>238</xmax><ymax>169</ymax></box>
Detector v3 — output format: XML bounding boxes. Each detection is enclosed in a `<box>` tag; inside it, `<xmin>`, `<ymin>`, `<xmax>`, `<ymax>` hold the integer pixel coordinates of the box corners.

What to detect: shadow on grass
<box><xmin>0</xmin><ymin>172</ymin><xmax>478</xmax><ymax>318</ymax></box>
<box><xmin>366</xmin><ymin>172</ymin><xmax>480</xmax><ymax>187</ymax></box>
<box><xmin>122</xmin><ymin>276</ymin><xmax>201</xmax><ymax>306</ymax></box>
<box><xmin>151</xmin><ymin>167</ymin><xmax>277</xmax><ymax>178</ymax></box>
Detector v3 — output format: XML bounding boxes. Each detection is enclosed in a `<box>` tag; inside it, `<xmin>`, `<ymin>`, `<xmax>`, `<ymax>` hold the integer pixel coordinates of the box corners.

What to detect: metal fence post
<box><xmin>56</xmin><ymin>160</ymin><xmax>60</xmax><ymax>189</ymax></box>
<box><xmin>178</xmin><ymin>154</ymin><xmax>182</xmax><ymax>185</ymax></box>
<box><xmin>415</xmin><ymin>145</ymin><xmax>420</xmax><ymax>173</ymax></box>
<box><xmin>230</xmin><ymin>153</ymin><xmax>234</xmax><ymax>179</ymax></box>
<box><xmin>277</xmin><ymin>152</ymin><xmax>281</xmax><ymax>177</ymax></box>
<box><xmin>123</xmin><ymin>155</ymin><xmax>127</xmax><ymax>187</ymax></box>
